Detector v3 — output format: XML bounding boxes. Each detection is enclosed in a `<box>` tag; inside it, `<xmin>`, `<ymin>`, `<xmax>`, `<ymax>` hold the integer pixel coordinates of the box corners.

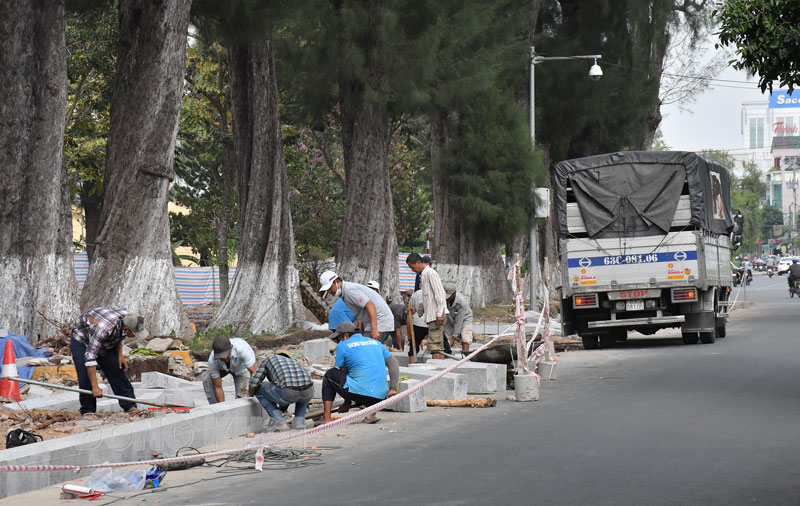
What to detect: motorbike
<box><xmin>791</xmin><ymin>279</ymin><xmax>800</xmax><ymax>298</ymax></box>
<box><xmin>767</xmin><ymin>266</ymin><xmax>774</xmax><ymax>278</ymax></box>
<box><xmin>732</xmin><ymin>269</ymin><xmax>742</xmax><ymax>287</ymax></box>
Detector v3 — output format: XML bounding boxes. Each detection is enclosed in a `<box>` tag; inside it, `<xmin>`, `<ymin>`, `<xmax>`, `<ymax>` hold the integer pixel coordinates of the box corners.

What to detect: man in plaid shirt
<box><xmin>70</xmin><ymin>307</ymin><xmax>149</xmax><ymax>414</ymax></box>
<box><xmin>247</xmin><ymin>350</ymin><xmax>313</xmax><ymax>431</ymax></box>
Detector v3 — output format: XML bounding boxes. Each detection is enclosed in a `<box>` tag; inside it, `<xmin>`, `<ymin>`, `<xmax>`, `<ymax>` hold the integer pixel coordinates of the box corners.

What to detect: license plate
<box><xmin>626</xmin><ymin>299</ymin><xmax>645</xmax><ymax>311</ymax></box>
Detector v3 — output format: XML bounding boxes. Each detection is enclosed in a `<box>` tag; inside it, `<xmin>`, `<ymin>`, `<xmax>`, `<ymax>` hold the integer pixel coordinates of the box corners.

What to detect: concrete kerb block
<box><xmin>424</xmin><ymin>359</ymin><xmax>506</xmax><ymax>394</ymax></box>
<box><xmin>397</xmin><ymin>366</ymin><xmax>467</xmax><ymax>400</ymax></box>
<box><xmin>303</xmin><ymin>339</ymin><xmax>332</xmax><ymax>363</ymax></box>
<box><xmin>0</xmin><ymin>397</ymin><xmax>264</xmax><ymax>499</ymax></box>
<box><xmin>140</xmin><ymin>371</ymin><xmax>195</xmax><ymax>390</ymax></box>
<box><xmin>385</xmin><ymin>379</ymin><xmax>426</xmax><ymax>413</ymax></box>
<box><xmin>391</xmin><ymin>352</ymin><xmax>409</xmax><ymax>367</ymax></box>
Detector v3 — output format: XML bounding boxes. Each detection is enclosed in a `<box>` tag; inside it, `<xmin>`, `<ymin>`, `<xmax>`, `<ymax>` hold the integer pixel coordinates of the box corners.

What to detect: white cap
<box><xmin>319</xmin><ymin>271</ymin><xmax>339</xmax><ymax>292</ymax></box>
<box><xmin>366</xmin><ymin>280</ymin><xmax>380</xmax><ymax>291</ymax></box>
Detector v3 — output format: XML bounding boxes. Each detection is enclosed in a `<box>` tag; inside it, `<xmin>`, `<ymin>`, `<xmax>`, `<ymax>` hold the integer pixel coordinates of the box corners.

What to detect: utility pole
<box><xmin>528</xmin><ymin>47</ymin><xmax>602</xmax><ymax>311</ymax></box>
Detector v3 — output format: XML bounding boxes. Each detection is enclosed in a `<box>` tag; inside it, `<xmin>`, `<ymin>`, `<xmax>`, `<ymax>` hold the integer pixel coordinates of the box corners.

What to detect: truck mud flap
<box><xmin>682</xmin><ymin>311</ymin><xmax>715</xmax><ymax>333</ymax></box>
<box><xmin>587</xmin><ymin>316</ymin><xmax>685</xmax><ymax>329</ymax></box>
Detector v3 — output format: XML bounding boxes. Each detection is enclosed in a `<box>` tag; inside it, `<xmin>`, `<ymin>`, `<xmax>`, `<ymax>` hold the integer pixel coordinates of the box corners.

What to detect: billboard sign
<box><xmin>769</xmin><ymin>90</ymin><xmax>800</xmax><ymax>108</ymax></box>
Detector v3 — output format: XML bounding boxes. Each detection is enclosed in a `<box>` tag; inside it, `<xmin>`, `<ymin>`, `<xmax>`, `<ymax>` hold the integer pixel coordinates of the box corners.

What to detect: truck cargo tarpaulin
<box><xmin>554</xmin><ymin>151</ymin><xmax>734</xmax><ymax>238</ymax></box>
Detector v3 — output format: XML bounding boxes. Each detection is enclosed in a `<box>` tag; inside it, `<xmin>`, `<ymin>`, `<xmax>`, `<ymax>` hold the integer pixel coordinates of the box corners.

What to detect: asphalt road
<box><xmin>24</xmin><ymin>273</ymin><xmax>800</xmax><ymax>505</ymax></box>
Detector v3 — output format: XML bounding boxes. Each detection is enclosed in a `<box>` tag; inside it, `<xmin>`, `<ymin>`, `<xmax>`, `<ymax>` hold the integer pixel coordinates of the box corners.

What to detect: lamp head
<box><xmin>589</xmin><ymin>59</ymin><xmax>603</xmax><ymax>81</ymax></box>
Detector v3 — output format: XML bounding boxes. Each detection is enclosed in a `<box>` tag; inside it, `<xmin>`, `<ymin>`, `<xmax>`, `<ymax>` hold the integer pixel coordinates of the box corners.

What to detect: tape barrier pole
<box><xmin>0</xmin><ymin>326</ymin><xmax>516</xmax><ymax>474</ymax></box>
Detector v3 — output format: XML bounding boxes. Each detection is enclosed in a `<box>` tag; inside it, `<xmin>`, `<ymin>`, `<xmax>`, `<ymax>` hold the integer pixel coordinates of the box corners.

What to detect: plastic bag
<box><xmin>83</xmin><ymin>467</ymin><xmax>146</xmax><ymax>493</ymax></box>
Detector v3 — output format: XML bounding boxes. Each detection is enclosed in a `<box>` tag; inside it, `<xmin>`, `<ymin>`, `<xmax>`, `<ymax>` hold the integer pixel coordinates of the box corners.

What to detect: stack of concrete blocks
<box><xmin>304</xmin><ymin>338</ymin><xmax>332</xmax><ymax>363</ymax></box>
<box><xmin>385</xmin><ymin>379</ymin><xmax>426</xmax><ymax>413</ymax></box>
<box><xmin>425</xmin><ymin>359</ymin><xmax>507</xmax><ymax>394</ymax></box>
<box><xmin>397</xmin><ymin>366</ymin><xmax>467</xmax><ymax>400</ymax></box>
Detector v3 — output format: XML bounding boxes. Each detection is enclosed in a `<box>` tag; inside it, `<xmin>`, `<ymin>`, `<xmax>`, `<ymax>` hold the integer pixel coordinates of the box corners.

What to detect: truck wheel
<box><xmin>581</xmin><ymin>335</ymin><xmax>598</xmax><ymax>350</ymax></box>
<box><xmin>717</xmin><ymin>324</ymin><xmax>726</xmax><ymax>338</ymax></box>
<box><xmin>682</xmin><ymin>332</ymin><xmax>699</xmax><ymax>345</ymax></box>
<box><xmin>699</xmin><ymin>328</ymin><xmax>717</xmax><ymax>344</ymax></box>
<box><xmin>599</xmin><ymin>334</ymin><xmax>616</xmax><ymax>348</ymax></box>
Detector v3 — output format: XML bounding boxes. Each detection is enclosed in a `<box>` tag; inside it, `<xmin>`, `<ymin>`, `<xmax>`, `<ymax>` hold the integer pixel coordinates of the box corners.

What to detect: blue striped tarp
<box><xmin>74</xmin><ymin>252</ymin><xmax>419</xmax><ymax>306</ymax></box>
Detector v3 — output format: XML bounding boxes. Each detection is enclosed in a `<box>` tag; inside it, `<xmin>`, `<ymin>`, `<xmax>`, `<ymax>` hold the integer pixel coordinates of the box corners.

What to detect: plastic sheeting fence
<box><xmin>74</xmin><ymin>253</ymin><xmax>419</xmax><ymax>306</ymax></box>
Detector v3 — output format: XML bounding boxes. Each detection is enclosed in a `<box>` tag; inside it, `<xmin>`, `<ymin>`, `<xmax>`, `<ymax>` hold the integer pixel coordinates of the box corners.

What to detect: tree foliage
<box><xmin>716</xmin><ymin>0</ymin><xmax>800</xmax><ymax>93</ymax></box>
<box><xmin>64</xmin><ymin>3</ymin><xmax>117</xmax><ymax>253</ymax></box>
<box><xmin>172</xmin><ymin>39</ymin><xmax>238</xmax><ymax>271</ymax></box>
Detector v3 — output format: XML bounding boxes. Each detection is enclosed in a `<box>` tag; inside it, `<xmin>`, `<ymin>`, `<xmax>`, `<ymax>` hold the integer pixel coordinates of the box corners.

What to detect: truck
<box><xmin>553</xmin><ymin>151</ymin><xmax>742</xmax><ymax>349</ymax></box>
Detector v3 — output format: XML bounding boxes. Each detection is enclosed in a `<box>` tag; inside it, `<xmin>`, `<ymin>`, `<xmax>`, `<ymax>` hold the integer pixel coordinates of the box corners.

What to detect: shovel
<box><xmin>9</xmin><ymin>377</ymin><xmax>192</xmax><ymax>409</ymax></box>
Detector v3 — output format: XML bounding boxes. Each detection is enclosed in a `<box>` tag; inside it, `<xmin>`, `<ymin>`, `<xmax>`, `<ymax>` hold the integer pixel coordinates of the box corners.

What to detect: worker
<box><xmin>203</xmin><ymin>336</ymin><xmax>257</xmax><ymax>404</ymax></box>
<box><xmin>318</xmin><ymin>271</ymin><xmax>395</xmax><ymax>345</ymax></box>
<box><xmin>70</xmin><ymin>308</ymin><xmax>149</xmax><ymax>415</ymax></box>
<box><xmin>365</xmin><ymin>279</ymin><xmax>405</xmax><ymax>350</ymax></box>
<box><xmin>412</xmin><ymin>255</ymin><xmax>433</xmax><ymax>292</ymax></box>
<box><xmin>443</xmin><ymin>283</ymin><xmax>474</xmax><ymax>357</ymax></box>
<box><xmin>328</xmin><ymin>297</ymin><xmax>356</xmax><ymax>331</ymax></box>
<box><xmin>248</xmin><ymin>350</ymin><xmax>314</xmax><ymax>431</ymax></box>
<box><xmin>407</xmin><ymin>289</ymin><xmax>427</xmax><ymax>363</ymax></box>
<box><xmin>405</xmin><ymin>252</ymin><xmax>448</xmax><ymax>360</ymax></box>
<box><xmin>320</xmin><ymin>321</ymin><xmax>399</xmax><ymax>424</ymax></box>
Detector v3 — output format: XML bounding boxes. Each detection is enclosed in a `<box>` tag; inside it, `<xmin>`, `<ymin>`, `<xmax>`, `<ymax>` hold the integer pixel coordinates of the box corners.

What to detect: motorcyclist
<box><xmin>766</xmin><ymin>256</ymin><xmax>776</xmax><ymax>270</ymax></box>
<box><xmin>742</xmin><ymin>256</ymin><xmax>753</xmax><ymax>283</ymax></box>
<box><xmin>788</xmin><ymin>259</ymin><xmax>800</xmax><ymax>291</ymax></box>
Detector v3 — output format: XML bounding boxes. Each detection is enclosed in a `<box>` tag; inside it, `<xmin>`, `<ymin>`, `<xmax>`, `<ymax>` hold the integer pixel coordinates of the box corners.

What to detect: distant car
<box><xmin>777</xmin><ymin>257</ymin><xmax>795</xmax><ymax>275</ymax></box>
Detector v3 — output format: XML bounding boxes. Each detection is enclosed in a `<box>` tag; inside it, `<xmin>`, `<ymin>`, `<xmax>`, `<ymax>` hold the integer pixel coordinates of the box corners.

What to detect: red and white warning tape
<box><xmin>0</xmin><ymin>329</ymin><xmax>513</xmax><ymax>473</ymax></box>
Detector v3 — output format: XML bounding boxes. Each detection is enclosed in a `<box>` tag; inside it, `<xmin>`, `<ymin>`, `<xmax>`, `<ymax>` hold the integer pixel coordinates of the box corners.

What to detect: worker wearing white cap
<box><xmin>319</xmin><ymin>271</ymin><xmax>394</xmax><ymax>344</ymax></box>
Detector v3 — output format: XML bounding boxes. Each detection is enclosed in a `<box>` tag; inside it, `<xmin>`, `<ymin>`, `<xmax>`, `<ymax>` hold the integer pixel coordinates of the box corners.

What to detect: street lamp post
<box><xmin>529</xmin><ymin>47</ymin><xmax>602</xmax><ymax>310</ymax></box>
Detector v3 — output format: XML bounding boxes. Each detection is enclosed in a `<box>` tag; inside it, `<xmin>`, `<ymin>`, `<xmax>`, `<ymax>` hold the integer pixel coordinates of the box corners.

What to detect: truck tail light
<box><xmin>671</xmin><ymin>288</ymin><xmax>697</xmax><ymax>302</ymax></box>
<box><xmin>574</xmin><ymin>294</ymin><xmax>599</xmax><ymax>308</ymax></box>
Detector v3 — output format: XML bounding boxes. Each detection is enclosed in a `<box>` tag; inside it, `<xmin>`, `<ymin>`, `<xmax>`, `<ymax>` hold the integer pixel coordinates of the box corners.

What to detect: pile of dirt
<box><xmin>251</xmin><ymin>329</ymin><xmax>330</xmax><ymax>350</ymax></box>
<box><xmin>0</xmin><ymin>409</ymin><xmax>153</xmax><ymax>449</ymax></box>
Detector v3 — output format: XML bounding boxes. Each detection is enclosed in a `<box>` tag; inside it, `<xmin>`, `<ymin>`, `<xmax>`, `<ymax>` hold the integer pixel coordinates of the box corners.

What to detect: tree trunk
<box><xmin>0</xmin><ymin>0</ymin><xmax>78</xmax><ymax>340</ymax></box>
<box><xmin>635</xmin><ymin>0</ymin><xmax>670</xmax><ymax>150</ymax></box>
<box><xmin>336</xmin><ymin>4</ymin><xmax>399</xmax><ymax>301</ymax></box>
<box><xmin>431</xmin><ymin>111</ymin><xmax>512</xmax><ymax>308</ymax></box>
<box><xmin>216</xmin><ymin>147</ymin><xmax>235</xmax><ymax>303</ymax></box>
<box><xmin>80</xmin><ymin>0</ymin><xmax>192</xmax><ymax>338</ymax></box>
<box><xmin>337</xmin><ymin>94</ymin><xmax>400</xmax><ymax>299</ymax></box>
<box><xmin>210</xmin><ymin>40</ymin><xmax>302</xmax><ymax>334</ymax></box>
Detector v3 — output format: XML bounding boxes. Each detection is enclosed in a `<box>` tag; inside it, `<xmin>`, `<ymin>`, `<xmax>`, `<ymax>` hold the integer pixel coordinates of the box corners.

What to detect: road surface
<box><xmin>10</xmin><ymin>273</ymin><xmax>800</xmax><ymax>505</ymax></box>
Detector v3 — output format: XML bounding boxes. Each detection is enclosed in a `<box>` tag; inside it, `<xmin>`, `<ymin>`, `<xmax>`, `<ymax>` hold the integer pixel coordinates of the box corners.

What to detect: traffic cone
<box><xmin>0</xmin><ymin>340</ymin><xmax>21</xmax><ymax>401</ymax></box>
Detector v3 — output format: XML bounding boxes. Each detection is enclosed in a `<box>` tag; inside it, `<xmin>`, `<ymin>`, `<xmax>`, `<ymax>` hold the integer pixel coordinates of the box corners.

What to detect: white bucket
<box><xmin>514</xmin><ymin>373</ymin><xmax>539</xmax><ymax>401</ymax></box>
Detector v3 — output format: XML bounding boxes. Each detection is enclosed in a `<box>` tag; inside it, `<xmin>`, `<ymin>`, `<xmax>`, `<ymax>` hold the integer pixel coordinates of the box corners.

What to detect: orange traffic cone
<box><xmin>0</xmin><ymin>340</ymin><xmax>21</xmax><ymax>401</ymax></box>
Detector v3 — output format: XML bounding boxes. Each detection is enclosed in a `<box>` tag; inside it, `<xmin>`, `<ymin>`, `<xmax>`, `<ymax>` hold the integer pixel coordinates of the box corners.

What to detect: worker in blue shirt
<box><xmin>320</xmin><ymin>321</ymin><xmax>399</xmax><ymax>424</ymax></box>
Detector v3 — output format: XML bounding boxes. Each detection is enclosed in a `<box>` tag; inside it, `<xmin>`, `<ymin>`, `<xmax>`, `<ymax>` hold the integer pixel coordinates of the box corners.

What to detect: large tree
<box><xmin>0</xmin><ymin>1</ymin><xmax>78</xmax><ymax>339</ymax></box>
<box><xmin>209</xmin><ymin>38</ymin><xmax>303</xmax><ymax>334</ymax></box>
<box><xmin>428</xmin><ymin>1</ymin><xmax>540</xmax><ymax>306</ymax></box>
<box><xmin>80</xmin><ymin>0</ymin><xmax>193</xmax><ymax>338</ymax></box>
<box><xmin>716</xmin><ymin>0</ymin><xmax>800</xmax><ymax>93</ymax></box>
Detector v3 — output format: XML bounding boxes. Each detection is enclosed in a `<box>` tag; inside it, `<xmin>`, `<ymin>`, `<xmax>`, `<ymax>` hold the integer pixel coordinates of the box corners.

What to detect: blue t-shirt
<box><xmin>334</xmin><ymin>333</ymin><xmax>391</xmax><ymax>399</ymax></box>
<box><xmin>328</xmin><ymin>298</ymin><xmax>356</xmax><ymax>330</ymax></box>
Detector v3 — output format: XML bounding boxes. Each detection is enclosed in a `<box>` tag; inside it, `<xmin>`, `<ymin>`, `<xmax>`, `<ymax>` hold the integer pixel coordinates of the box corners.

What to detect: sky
<box><xmin>659</xmin><ymin>35</ymin><xmax>771</xmax><ymax>153</ymax></box>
